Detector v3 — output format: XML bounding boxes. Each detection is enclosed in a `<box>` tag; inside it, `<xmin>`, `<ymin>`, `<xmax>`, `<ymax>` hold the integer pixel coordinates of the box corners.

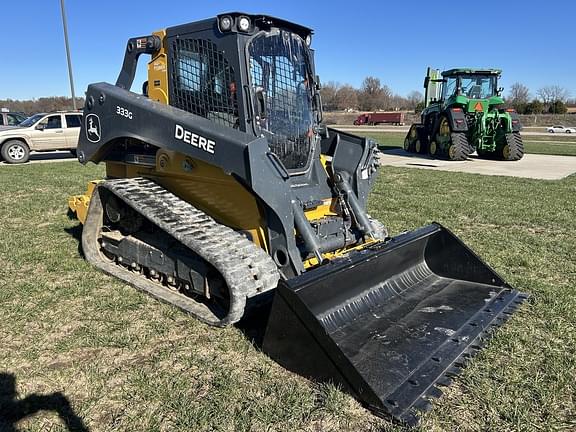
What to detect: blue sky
<box><xmin>1</xmin><ymin>0</ymin><xmax>575</xmax><ymax>100</ymax></box>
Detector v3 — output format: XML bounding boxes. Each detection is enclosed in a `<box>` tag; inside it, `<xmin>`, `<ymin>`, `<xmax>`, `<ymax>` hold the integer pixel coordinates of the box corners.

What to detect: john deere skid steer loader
<box><xmin>68</xmin><ymin>13</ymin><xmax>527</xmax><ymax>425</ymax></box>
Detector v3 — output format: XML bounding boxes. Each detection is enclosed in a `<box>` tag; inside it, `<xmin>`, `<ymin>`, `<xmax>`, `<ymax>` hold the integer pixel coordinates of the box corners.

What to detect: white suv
<box><xmin>0</xmin><ymin>111</ymin><xmax>83</xmax><ymax>163</ymax></box>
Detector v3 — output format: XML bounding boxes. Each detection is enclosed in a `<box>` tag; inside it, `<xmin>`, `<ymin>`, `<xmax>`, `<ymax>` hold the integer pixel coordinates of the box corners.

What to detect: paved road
<box><xmin>333</xmin><ymin>125</ymin><xmax>567</xmax><ymax>137</ymax></box>
<box><xmin>378</xmin><ymin>149</ymin><xmax>576</xmax><ymax>180</ymax></box>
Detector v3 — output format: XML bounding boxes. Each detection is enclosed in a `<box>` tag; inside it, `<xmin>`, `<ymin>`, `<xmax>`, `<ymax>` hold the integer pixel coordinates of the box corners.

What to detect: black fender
<box><xmin>443</xmin><ymin>107</ymin><xmax>468</xmax><ymax>132</ymax></box>
<box><xmin>508</xmin><ymin>110</ymin><xmax>522</xmax><ymax>132</ymax></box>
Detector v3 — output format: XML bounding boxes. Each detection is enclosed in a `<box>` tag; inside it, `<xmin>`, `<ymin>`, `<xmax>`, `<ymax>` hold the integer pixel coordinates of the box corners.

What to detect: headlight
<box><xmin>219</xmin><ymin>15</ymin><xmax>233</xmax><ymax>32</ymax></box>
<box><xmin>238</xmin><ymin>16</ymin><xmax>251</xmax><ymax>32</ymax></box>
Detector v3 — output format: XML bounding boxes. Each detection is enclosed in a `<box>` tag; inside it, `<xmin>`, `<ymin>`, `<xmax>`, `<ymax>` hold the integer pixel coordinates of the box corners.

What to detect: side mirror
<box><xmin>423</xmin><ymin>76</ymin><xmax>430</xmax><ymax>89</ymax></box>
<box><xmin>35</xmin><ymin>123</ymin><xmax>45</xmax><ymax>131</ymax></box>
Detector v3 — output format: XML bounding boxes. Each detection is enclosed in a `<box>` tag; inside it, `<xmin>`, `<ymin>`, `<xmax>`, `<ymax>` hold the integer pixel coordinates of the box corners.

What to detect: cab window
<box><xmin>442</xmin><ymin>77</ymin><xmax>457</xmax><ymax>100</ymax></box>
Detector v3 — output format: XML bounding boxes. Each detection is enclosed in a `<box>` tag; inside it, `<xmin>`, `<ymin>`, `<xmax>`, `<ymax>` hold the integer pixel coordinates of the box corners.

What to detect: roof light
<box><xmin>219</xmin><ymin>15</ymin><xmax>233</xmax><ymax>32</ymax></box>
<box><xmin>305</xmin><ymin>34</ymin><xmax>312</xmax><ymax>46</ymax></box>
<box><xmin>238</xmin><ymin>16</ymin><xmax>251</xmax><ymax>32</ymax></box>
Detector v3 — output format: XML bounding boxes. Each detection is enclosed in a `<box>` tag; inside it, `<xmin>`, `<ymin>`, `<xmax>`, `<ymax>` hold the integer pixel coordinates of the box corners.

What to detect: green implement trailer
<box><xmin>405</xmin><ymin>67</ymin><xmax>524</xmax><ymax>161</ymax></box>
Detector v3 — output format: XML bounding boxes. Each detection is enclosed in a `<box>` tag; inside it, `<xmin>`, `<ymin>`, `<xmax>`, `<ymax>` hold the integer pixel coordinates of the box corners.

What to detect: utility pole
<box><xmin>60</xmin><ymin>0</ymin><xmax>77</xmax><ymax>110</ymax></box>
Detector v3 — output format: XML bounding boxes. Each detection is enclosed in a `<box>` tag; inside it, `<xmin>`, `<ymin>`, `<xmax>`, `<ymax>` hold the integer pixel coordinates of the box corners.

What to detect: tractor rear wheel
<box><xmin>447</xmin><ymin>133</ymin><xmax>469</xmax><ymax>161</ymax></box>
<box><xmin>501</xmin><ymin>133</ymin><xmax>524</xmax><ymax>161</ymax></box>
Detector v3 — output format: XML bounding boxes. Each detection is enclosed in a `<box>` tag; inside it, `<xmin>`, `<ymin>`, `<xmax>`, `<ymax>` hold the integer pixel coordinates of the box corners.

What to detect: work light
<box><xmin>238</xmin><ymin>16</ymin><xmax>251</xmax><ymax>32</ymax></box>
<box><xmin>219</xmin><ymin>15</ymin><xmax>232</xmax><ymax>31</ymax></box>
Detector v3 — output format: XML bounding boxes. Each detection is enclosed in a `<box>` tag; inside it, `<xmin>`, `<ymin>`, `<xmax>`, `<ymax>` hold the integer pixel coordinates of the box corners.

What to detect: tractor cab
<box><xmin>441</xmin><ymin>68</ymin><xmax>502</xmax><ymax>101</ymax></box>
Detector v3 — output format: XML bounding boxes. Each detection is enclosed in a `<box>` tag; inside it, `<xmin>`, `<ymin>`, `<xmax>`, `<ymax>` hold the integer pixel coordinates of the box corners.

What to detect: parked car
<box><xmin>547</xmin><ymin>125</ymin><xmax>576</xmax><ymax>134</ymax></box>
<box><xmin>0</xmin><ymin>111</ymin><xmax>27</xmax><ymax>128</ymax></box>
<box><xmin>0</xmin><ymin>111</ymin><xmax>82</xmax><ymax>163</ymax></box>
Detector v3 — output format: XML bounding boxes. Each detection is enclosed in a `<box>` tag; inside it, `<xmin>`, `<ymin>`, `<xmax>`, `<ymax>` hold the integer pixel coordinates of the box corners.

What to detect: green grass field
<box><xmin>0</xmin><ymin>162</ymin><xmax>575</xmax><ymax>431</ymax></box>
<box><xmin>365</xmin><ymin>132</ymin><xmax>576</xmax><ymax>157</ymax></box>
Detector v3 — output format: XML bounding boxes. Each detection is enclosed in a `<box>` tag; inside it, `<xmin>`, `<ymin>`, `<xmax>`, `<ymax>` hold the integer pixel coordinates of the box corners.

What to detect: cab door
<box><xmin>64</xmin><ymin>114</ymin><xmax>82</xmax><ymax>148</ymax></box>
<box><xmin>29</xmin><ymin>114</ymin><xmax>66</xmax><ymax>150</ymax></box>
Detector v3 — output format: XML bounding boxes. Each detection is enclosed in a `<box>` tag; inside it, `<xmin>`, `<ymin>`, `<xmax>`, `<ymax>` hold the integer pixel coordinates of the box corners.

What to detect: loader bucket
<box><xmin>262</xmin><ymin>223</ymin><xmax>527</xmax><ymax>426</ymax></box>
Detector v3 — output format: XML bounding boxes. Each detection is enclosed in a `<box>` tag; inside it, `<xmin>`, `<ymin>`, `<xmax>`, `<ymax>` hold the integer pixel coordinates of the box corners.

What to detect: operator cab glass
<box><xmin>460</xmin><ymin>74</ymin><xmax>497</xmax><ymax>99</ymax></box>
<box><xmin>442</xmin><ymin>77</ymin><xmax>458</xmax><ymax>100</ymax></box>
<box><xmin>248</xmin><ymin>30</ymin><xmax>315</xmax><ymax>172</ymax></box>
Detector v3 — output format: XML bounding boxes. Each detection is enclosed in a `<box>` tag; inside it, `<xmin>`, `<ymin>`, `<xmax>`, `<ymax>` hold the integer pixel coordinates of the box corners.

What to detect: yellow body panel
<box><xmin>67</xmin><ymin>180</ymin><xmax>100</xmax><ymax>224</ymax></box>
<box><xmin>147</xmin><ymin>30</ymin><xmax>169</xmax><ymax>105</ymax></box>
<box><xmin>101</xmin><ymin>151</ymin><xmax>269</xmax><ymax>250</ymax></box>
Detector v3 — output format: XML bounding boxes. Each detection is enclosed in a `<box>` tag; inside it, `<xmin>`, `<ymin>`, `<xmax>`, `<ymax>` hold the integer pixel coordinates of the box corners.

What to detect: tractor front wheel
<box><xmin>501</xmin><ymin>133</ymin><xmax>524</xmax><ymax>161</ymax></box>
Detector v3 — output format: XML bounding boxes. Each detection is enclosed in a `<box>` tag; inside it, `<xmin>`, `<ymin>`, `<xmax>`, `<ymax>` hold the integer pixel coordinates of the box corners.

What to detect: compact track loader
<box><xmin>68</xmin><ymin>13</ymin><xmax>527</xmax><ymax>425</ymax></box>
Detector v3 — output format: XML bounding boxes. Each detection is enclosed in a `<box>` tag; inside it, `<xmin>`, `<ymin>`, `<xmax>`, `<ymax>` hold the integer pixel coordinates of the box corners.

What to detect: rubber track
<box><xmin>88</xmin><ymin>177</ymin><xmax>280</xmax><ymax>326</ymax></box>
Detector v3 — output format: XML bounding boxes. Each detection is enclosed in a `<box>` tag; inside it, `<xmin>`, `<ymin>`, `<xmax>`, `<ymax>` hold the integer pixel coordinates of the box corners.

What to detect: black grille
<box><xmin>249</xmin><ymin>32</ymin><xmax>314</xmax><ymax>171</ymax></box>
<box><xmin>170</xmin><ymin>38</ymin><xmax>239</xmax><ymax>129</ymax></box>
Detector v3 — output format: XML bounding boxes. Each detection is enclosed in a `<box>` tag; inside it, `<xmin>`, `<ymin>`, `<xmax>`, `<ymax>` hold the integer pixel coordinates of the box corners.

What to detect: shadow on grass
<box><xmin>377</xmin><ymin>145</ymin><xmax>402</xmax><ymax>152</ymax></box>
<box><xmin>237</xmin><ymin>295</ymin><xmax>275</xmax><ymax>349</ymax></box>
<box><xmin>63</xmin><ymin>222</ymin><xmax>84</xmax><ymax>259</ymax></box>
<box><xmin>0</xmin><ymin>373</ymin><xmax>89</xmax><ymax>432</ymax></box>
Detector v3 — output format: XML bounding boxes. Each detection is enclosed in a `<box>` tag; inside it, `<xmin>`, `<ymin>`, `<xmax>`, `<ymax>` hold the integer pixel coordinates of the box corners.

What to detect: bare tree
<box><xmin>359</xmin><ymin>77</ymin><xmax>380</xmax><ymax>111</ymax></box>
<box><xmin>319</xmin><ymin>81</ymin><xmax>341</xmax><ymax>111</ymax></box>
<box><xmin>406</xmin><ymin>91</ymin><xmax>423</xmax><ymax>110</ymax></box>
<box><xmin>335</xmin><ymin>84</ymin><xmax>358</xmax><ymax>110</ymax></box>
<box><xmin>537</xmin><ymin>85</ymin><xmax>570</xmax><ymax>104</ymax></box>
<box><xmin>508</xmin><ymin>83</ymin><xmax>530</xmax><ymax>105</ymax></box>
<box><xmin>359</xmin><ymin>77</ymin><xmax>392</xmax><ymax>111</ymax></box>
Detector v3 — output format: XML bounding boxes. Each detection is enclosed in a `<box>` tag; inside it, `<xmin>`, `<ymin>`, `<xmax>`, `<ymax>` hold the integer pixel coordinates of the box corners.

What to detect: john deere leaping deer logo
<box><xmin>85</xmin><ymin>114</ymin><xmax>101</xmax><ymax>143</ymax></box>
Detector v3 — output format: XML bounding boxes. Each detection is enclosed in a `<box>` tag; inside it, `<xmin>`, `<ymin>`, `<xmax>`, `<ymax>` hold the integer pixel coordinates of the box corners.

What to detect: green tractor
<box><xmin>405</xmin><ymin>67</ymin><xmax>524</xmax><ymax>161</ymax></box>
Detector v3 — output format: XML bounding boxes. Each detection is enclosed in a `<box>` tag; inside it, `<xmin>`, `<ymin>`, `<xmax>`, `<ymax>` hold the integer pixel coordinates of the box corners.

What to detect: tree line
<box><xmin>320</xmin><ymin>77</ymin><xmax>422</xmax><ymax>112</ymax></box>
<box><xmin>321</xmin><ymin>77</ymin><xmax>574</xmax><ymax>115</ymax></box>
<box><xmin>507</xmin><ymin>83</ymin><xmax>573</xmax><ymax>114</ymax></box>
<box><xmin>0</xmin><ymin>97</ymin><xmax>83</xmax><ymax>115</ymax></box>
